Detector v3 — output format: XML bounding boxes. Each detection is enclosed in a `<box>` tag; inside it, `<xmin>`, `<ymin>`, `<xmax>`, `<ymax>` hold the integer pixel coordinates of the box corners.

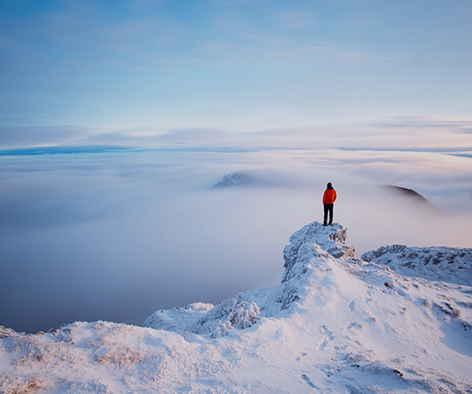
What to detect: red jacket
<box><xmin>323</xmin><ymin>188</ymin><xmax>337</xmax><ymax>204</ymax></box>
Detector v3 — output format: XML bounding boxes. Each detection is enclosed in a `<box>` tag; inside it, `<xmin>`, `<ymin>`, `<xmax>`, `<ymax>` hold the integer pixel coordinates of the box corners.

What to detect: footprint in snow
<box><xmin>301</xmin><ymin>374</ymin><xmax>318</xmax><ymax>389</ymax></box>
<box><xmin>296</xmin><ymin>352</ymin><xmax>308</xmax><ymax>361</ymax></box>
<box><xmin>349</xmin><ymin>300</ymin><xmax>356</xmax><ymax>311</ymax></box>
<box><xmin>347</xmin><ymin>322</ymin><xmax>363</xmax><ymax>330</ymax></box>
<box><xmin>318</xmin><ymin>325</ymin><xmax>334</xmax><ymax>351</ymax></box>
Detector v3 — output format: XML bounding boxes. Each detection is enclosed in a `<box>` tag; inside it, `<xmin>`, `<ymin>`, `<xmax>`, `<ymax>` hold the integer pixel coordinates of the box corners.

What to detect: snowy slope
<box><xmin>362</xmin><ymin>244</ymin><xmax>472</xmax><ymax>286</ymax></box>
<box><xmin>1</xmin><ymin>222</ymin><xmax>471</xmax><ymax>393</ymax></box>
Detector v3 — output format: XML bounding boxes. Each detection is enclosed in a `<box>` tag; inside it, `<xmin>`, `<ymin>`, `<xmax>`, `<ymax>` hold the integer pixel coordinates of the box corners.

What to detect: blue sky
<box><xmin>1</xmin><ymin>0</ymin><xmax>471</xmax><ymax>147</ymax></box>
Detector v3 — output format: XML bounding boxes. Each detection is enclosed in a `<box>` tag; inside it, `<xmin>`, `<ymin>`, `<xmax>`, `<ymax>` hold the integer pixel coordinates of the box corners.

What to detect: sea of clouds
<box><xmin>1</xmin><ymin>118</ymin><xmax>471</xmax><ymax>333</ymax></box>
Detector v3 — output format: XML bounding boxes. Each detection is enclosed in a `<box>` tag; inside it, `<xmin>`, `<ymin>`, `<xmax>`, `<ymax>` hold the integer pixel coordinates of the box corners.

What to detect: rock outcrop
<box><xmin>362</xmin><ymin>244</ymin><xmax>472</xmax><ymax>285</ymax></box>
<box><xmin>282</xmin><ymin>221</ymin><xmax>355</xmax><ymax>283</ymax></box>
<box><xmin>144</xmin><ymin>298</ymin><xmax>260</xmax><ymax>338</ymax></box>
<box><xmin>145</xmin><ymin>222</ymin><xmax>355</xmax><ymax>336</ymax></box>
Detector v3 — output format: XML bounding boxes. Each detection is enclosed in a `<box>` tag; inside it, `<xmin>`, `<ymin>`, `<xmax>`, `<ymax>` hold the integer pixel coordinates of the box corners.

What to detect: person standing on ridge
<box><xmin>322</xmin><ymin>182</ymin><xmax>337</xmax><ymax>226</ymax></box>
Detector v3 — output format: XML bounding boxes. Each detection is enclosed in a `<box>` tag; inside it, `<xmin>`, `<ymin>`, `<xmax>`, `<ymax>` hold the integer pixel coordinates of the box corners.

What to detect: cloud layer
<box><xmin>1</xmin><ymin>119</ymin><xmax>471</xmax><ymax>333</ymax></box>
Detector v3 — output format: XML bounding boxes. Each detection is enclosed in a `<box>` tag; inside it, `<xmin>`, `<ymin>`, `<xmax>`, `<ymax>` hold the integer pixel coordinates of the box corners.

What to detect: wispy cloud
<box><xmin>366</xmin><ymin>115</ymin><xmax>472</xmax><ymax>130</ymax></box>
<box><xmin>0</xmin><ymin>125</ymin><xmax>93</xmax><ymax>149</ymax></box>
<box><xmin>269</xmin><ymin>11</ymin><xmax>316</xmax><ymax>28</ymax></box>
<box><xmin>337</xmin><ymin>49</ymin><xmax>392</xmax><ymax>65</ymax></box>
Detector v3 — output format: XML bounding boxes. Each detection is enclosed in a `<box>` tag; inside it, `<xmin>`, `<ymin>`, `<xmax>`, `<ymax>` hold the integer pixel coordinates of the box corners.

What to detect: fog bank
<box><xmin>1</xmin><ymin>123</ymin><xmax>471</xmax><ymax>333</ymax></box>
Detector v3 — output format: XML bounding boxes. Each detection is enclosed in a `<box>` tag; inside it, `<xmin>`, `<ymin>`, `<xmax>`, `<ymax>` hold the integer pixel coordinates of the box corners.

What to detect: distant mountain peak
<box><xmin>213</xmin><ymin>171</ymin><xmax>278</xmax><ymax>188</ymax></box>
<box><xmin>383</xmin><ymin>184</ymin><xmax>430</xmax><ymax>201</ymax></box>
<box><xmin>213</xmin><ymin>171</ymin><xmax>257</xmax><ymax>188</ymax></box>
<box><xmin>383</xmin><ymin>185</ymin><xmax>443</xmax><ymax>214</ymax></box>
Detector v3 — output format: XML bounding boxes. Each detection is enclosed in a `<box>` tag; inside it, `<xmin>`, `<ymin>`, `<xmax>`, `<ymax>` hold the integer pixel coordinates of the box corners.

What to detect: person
<box><xmin>322</xmin><ymin>182</ymin><xmax>337</xmax><ymax>226</ymax></box>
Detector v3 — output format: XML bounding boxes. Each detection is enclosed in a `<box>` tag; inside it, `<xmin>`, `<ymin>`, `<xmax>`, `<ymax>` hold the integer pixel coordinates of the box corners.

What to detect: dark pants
<box><xmin>323</xmin><ymin>204</ymin><xmax>334</xmax><ymax>225</ymax></box>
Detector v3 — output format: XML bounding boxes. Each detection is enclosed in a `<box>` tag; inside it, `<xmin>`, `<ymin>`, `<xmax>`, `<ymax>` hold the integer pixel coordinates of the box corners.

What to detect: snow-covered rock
<box><xmin>145</xmin><ymin>222</ymin><xmax>355</xmax><ymax>337</ymax></box>
<box><xmin>144</xmin><ymin>299</ymin><xmax>260</xmax><ymax>338</ymax></box>
<box><xmin>212</xmin><ymin>171</ymin><xmax>279</xmax><ymax>188</ymax></box>
<box><xmin>282</xmin><ymin>221</ymin><xmax>355</xmax><ymax>283</ymax></box>
<box><xmin>213</xmin><ymin>171</ymin><xmax>259</xmax><ymax>188</ymax></box>
<box><xmin>362</xmin><ymin>244</ymin><xmax>472</xmax><ymax>286</ymax></box>
<box><xmin>1</xmin><ymin>221</ymin><xmax>471</xmax><ymax>393</ymax></box>
<box><xmin>0</xmin><ymin>326</ymin><xmax>22</xmax><ymax>339</ymax></box>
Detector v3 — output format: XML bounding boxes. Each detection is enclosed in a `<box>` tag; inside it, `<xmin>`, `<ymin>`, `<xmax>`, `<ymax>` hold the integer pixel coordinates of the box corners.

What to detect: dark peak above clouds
<box><xmin>212</xmin><ymin>171</ymin><xmax>280</xmax><ymax>189</ymax></box>
<box><xmin>213</xmin><ymin>171</ymin><xmax>258</xmax><ymax>188</ymax></box>
<box><xmin>383</xmin><ymin>185</ymin><xmax>444</xmax><ymax>215</ymax></box>
<box><xmin>384</xmin><ymin>185</ymin><xmax>429</xmax><ymax>202</ymax></box>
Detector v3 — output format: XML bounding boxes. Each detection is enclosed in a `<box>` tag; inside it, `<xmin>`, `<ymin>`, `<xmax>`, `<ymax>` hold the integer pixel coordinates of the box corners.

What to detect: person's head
<box><xmin>327</xmin><ymin>182</ymin><xmax>332</xmax><ymax>188</ymax></box>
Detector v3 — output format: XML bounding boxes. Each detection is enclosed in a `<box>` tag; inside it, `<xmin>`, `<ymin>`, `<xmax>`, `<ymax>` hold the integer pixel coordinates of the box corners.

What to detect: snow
<box><xmin>362</xmin><ymin>244</ymin><xmax>472</xmax><ymax>286</ymax></box>
<box><xmin>144</xmin><ymin>299</ymin><xmax>260</xmax><ymax>338</ymax></box>
<box><xmin>1</xmin><ymin>221</ymin><xmax>472</xmax><ymax>393</ymax></box>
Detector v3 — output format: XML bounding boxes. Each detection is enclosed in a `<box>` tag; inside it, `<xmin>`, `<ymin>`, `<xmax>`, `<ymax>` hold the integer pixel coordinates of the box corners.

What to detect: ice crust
<box><xmin>1</xmin><ymin>221</ymin><xmax>471</xmax><ymax>393</ymax></box>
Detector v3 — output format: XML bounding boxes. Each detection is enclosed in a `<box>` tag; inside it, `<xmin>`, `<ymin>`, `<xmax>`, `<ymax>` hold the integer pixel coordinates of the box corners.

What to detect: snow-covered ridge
<box><xmin>362</xmin><ymin>244</ymin><xmax>472</xmax><ymax>286</ymax></box>
<box><xmin>282</xmin><ymin>221</ymin><xmax>355</xmax><ymax>283</ymax></box>
<box><xmin>1</xmin><ymin>222</ymin><xmax>472</xmax><ymax>393</ymax></box>
<box><xmin>144</xmin><ymin>222</ymin><xmax>356</xmax><ymax>337</ymax></box>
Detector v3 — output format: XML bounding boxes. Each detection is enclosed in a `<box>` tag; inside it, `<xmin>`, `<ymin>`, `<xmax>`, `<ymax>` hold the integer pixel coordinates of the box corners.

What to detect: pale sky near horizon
<box><xmin>1</xmin><ymin>0</ymin><xmax>472</xmax><ymax>147</ymax></box>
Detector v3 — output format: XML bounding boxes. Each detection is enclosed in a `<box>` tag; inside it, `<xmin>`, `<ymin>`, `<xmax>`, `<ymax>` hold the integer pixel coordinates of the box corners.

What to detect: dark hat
<box><xmin>327</xmin><ymin>182</ymin><xmax>332</xmax><ymax>188</ymax></box>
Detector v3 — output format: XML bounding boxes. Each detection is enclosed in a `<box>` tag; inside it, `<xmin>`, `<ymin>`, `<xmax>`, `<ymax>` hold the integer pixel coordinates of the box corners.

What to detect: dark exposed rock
<box><xmin>213</xmin><ymin>171</ymin><xmax>278</xmax><ymax>188</ymax></box>
<box><xmin>383</xmin><ymin>185</ymin><xmax>443</xmax><ymax>215</ymax></box>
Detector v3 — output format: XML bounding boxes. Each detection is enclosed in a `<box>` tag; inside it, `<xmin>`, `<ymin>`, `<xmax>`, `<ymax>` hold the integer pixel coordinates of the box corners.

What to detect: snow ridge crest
<box><xmin>145</xmin><ymin>221</ymin><xmax>355</xmax><ymax>337</ymax></box>
<box><xmin>362</xmin><ymin>244</ymin><xmax>472</xmax><ymax>286</ymax></box>
<box><xmin>144</xmin><ymin>298</ymin><xmax>260</xmax><ymax>338</ymax></box>
<box><xmin>3</xmin><ymin>221</ymin><xmax>472</xmax><ymax>393</ymax></box>
<box><xmin>282</xmin><ymin>221</ymin><xmax>355</xmax><ymax>283</ymax></box>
